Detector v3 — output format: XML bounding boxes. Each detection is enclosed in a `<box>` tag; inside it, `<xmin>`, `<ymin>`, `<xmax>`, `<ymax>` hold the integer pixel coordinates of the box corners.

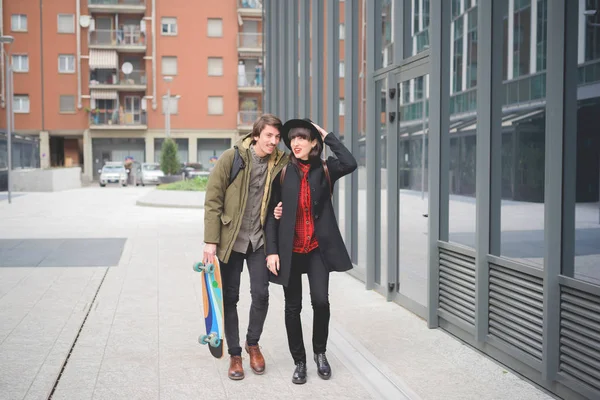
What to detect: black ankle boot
<box><xmin>292</xmin><ymin>361</ymin><xmax>307</xmax><ymax>384</ymax></box>
<box><xmin>314</xmin><ymin>353</ymin><xmax>331</xmax><ymax>380</ymax></box>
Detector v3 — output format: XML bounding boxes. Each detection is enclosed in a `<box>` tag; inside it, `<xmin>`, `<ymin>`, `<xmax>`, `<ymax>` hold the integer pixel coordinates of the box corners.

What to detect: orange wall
<box><xmin>149</xmin><ymin>0</ymin><xmax>240</xmax><ymax>131</ymax></box>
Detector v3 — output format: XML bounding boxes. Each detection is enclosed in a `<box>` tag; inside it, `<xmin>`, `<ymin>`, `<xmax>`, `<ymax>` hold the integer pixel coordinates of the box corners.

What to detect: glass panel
<box><xmin>398</xmin><ymin>73</ymin><xmax>429</xmax><ymax>306</ymax></box>
<box><xmin>499</xmin><ymin>0</ymin><xmax>546</xmax><ymax>267</ymax></box>
<box><xmin>413</xmin><ymin>0</ymin><xmax>431</xmax><ymax>55</ymax></box>
<box><xmin>382</xmin><ymin>0</ymin><xmax>393</xmax><ymax>67</ymax></box>
<box><xmin>448</xmin><ymin>5</ymin><xmax>477</xmax><ymax>248</ymax></box>
<box><xmin>564</xmin><ymin>0</ymin><xmax>600</xmax><ymax>285</ymax></box>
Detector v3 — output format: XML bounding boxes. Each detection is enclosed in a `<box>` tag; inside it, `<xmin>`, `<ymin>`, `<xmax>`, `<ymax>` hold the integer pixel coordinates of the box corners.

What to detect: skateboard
<box><xmin>193</xmin><ymin>258</ymin><xmax>224</xmax><ymax>359</ymax></box>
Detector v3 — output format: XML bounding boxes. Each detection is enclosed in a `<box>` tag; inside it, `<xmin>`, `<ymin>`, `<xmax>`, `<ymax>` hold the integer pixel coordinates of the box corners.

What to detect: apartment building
<box><xmin>0</xmin><ymin>0</ymin><xmax>264</xmax><ymax>181</ymax></box>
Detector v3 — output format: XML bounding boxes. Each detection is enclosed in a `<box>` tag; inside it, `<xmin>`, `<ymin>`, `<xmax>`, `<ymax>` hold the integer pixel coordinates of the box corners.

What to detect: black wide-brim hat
<box><xmin>281</xmin><ymin>118</ymin><xmax>322</xmax><ymax>150</ymax></box>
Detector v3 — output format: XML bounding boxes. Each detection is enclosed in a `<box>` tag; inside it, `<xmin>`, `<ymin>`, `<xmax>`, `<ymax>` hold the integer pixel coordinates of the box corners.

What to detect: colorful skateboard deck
<box><xmin>193</xmin><ymin>258</ymin><xmax>224</xmax><ymax>359</ymax></box>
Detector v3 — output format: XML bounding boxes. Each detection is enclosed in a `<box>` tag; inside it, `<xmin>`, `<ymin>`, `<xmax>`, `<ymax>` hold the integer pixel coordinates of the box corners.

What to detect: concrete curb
<box><xmin>135</xmin><ymin>189</ymin><xmax>205</xmax><ymax>209</ymax></box>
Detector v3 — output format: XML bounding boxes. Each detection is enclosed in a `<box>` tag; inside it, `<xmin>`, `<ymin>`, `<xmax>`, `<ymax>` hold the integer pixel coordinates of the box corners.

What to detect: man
<box><xmin>203</xmin><ymin>114</ymin><xmax>288</xmax><ymax>380</ymax></box>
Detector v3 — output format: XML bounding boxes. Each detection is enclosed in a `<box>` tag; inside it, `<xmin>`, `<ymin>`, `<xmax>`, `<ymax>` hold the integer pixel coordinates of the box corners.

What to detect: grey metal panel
<box><xmin>287</xmin><ymin>0</ymin><xmax>297</xmax><ymax>120</ymax></box>
<box><xmin>559</xmin><ymin>275</ymin><xmax>600</xmax><ymax>298</ymax></box>
<box><xmin>270</xmin><ymin>0</ymin><xmax>278</xmax><ymax>113</ymax></box>
<box><xmin>427</xmin><ymin>0</ymin><xmax>451</xmax><ymax>328</ymax></box>
<box><xmin>438</xmin><ymin>247</ymin><xmax>476</xmax><ymax>328</ymax></box>
<box><xmin>366</xmin><ymin>0</ymin><xmax>382</xmax><ymax>289</ymax></box>
<box><xmin>544</xmin><ymin>0</ymin><xmax>575</xmax><ymax>381</ymax></box>
<box><xmin>488</xmin><ymin>263</ymin><xmax>544</xmax><ymax>364</ymax></box>
<box><xmin>486</xmin><ymin>254</ymin><xmax>544</xmax><ymax>278</ymax></box>
<box><xmin>278</xmin><ymin>0</ymin><xmax>287</xmax><ymax>121</ymax></box>
<box><xmin>386</xmin><ymin>70</ymin><xmax>399</xmax><ymax>299</ymax></box>
<box><xmin>560</xmin><ymin>285</ymin><xmax>600</xmax><ymax>396</ymax></box>
<box><xmin>437</xmin><ymin>240</ymin><xmax>477</xmax><ymax>258</ymax></box>
<box><xmin>263</xmin><ymin>0</ymin><xmax>270</xmax><ymax>112</ymax></box>
<box><xmin>393</xmin><ymin>0</ymin><xmax>404</xmax><ymax>64</ymax></box>
<box><xmin>326</xmin><ymin>0</ymin><xmax>339</xmax><ymax>215</ymax></box>
<box><xmin>311</xmin><ymin>0</ymin><xmax>323</xmax><ymax>124</ymax></box>
<box><xmin>298</xmin><ymin>0</ymin><xmax>310</xmax><ymax>118</ymax></box>
<box><xmin>475</xmin><ymin>0</ymin><xmax>504</xmax><ymax>343</ymax></box>
<box><xmin>344</xmin><ymin>0</ymin><xmax>359</xmax><ymax>262</ymax></box>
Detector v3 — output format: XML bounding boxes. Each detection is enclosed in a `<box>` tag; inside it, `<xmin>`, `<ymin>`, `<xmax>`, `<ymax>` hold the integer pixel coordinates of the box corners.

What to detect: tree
<box><xmin>160</xmin><ymin>138</ymin><xmax>180</xmax><ymax>176</ymax></box>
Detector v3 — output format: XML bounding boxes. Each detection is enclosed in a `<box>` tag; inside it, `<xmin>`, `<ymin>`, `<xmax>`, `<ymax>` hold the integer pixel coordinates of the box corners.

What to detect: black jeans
<box><xmin>284</xmin><ymin>248</ymin><xmax>330</xmax><ymax>364</ymax></box>
<box><xmin>220</xmin><ymin>244</ymin><xmax>270</xmax><ymax>356</ymax></box>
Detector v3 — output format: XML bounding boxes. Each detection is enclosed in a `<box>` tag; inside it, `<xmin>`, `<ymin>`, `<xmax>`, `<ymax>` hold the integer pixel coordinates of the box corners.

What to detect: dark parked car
<box><xmin>182</xmin><ymin>163</ymin><xmax>209</xmax><ymax>180</ymax></box>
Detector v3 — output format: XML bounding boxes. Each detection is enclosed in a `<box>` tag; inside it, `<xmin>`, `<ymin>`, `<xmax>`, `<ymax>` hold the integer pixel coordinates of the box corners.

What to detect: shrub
<box><xmin>160</xmin><ymin>138</ymin><xmax>180</xmax><ymax>175</ymax></box>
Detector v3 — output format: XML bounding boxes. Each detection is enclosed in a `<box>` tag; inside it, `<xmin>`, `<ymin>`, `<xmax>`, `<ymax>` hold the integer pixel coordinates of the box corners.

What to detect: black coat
<box><xmin>265</xmin><ymin>133</ymin><xmax>358</xmax><ymax>287</ymax></box>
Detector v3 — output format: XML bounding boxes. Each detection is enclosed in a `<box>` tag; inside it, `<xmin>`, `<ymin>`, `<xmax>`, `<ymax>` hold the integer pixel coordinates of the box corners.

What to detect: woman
<box><xmin>264</xmin><ymin>118</ymin><xmax>357</xmax><ymax>384</ymax></box>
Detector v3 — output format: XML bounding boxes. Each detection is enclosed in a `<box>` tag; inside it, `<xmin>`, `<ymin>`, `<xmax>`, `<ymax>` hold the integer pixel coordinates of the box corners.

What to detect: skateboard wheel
<box><xmin>193</xmin><ymin>262</ymin><xmax>203</xmax><ymax>272</ymax></box>
<box><xmin>199</xmin><ymin>334</ymin><xmax>209</xmax><ymax>345</ymax></box>
<box><xmin>205</xmin><ymin>263</ymin><xmax>215</xmax><ymax>274</ymax></box>
<box><xmin>209</xmin><ymin>336</ymin><xmax>221</xmax><ymax>348</ymax></box>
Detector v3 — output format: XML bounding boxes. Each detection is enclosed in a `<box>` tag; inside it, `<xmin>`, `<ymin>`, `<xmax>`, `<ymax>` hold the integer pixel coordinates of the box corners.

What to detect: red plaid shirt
<box><xmin>293</xmin><ymin>162</ymin><xmax>319</xmax><ymax>253</ymax></box>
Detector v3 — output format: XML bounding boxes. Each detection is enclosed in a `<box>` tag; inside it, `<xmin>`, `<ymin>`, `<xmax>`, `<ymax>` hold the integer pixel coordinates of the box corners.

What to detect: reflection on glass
<box><xmin>413</xmin><ymin>0</ymin><xmax>430</xmax><ymax>55</ymax></box>
<box><xmin>398</xmin><ymin>74</ymin><xmax>429</xmax><ymax>307</ymax></box>
<box><xmin>566</xmin><ymin>2</ymin><xmax>600</xmax><ymax>285</ymax></box>
<box><xmin>499</xmin><ymin>0</ymin><xmax>546</xmax><ymax>267</ymax></box>
<box><xmin>382</xmin><ymin>0</ymin><xmax>393</xmax><ymax>67</ymax></box>
<box><xmin>448</xmin><ymin>3</ymin><xmax>477</xmax><ymax>248</ymax></box>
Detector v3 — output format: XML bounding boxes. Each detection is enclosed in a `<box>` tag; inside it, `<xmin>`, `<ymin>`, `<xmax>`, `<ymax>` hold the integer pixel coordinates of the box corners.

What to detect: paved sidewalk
<box><xmin>0</xmin><ymin>187</ymin><xmax>554</xmax><ymax>399</ymax></box>
<box><xmin>136</xmin><ymin>189</ymin><xmax>204</xmax><ymax>209</ymax></box>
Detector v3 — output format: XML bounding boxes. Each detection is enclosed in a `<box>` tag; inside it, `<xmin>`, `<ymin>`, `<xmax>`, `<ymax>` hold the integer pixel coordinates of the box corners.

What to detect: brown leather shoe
<box><xmin>245</xmin><ymin>342</ymin><xmax>266</xmax><ymax>374</ymax></box>
<box><xmin>228</xmin><ymin>355</ymin><xmax>244</xmax><ymax>380</ymax></box>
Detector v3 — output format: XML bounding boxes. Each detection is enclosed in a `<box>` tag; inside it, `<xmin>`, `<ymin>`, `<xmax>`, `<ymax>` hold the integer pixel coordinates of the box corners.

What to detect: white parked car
<box><xmin>138</xmin><ymin>162</ymin><xmax>164</xmax><ymax>186</ymax></box>
<box><xmin>99</xmin><ymin>163</ymin><xmax>128</xmax><ymax>187</ymax></box>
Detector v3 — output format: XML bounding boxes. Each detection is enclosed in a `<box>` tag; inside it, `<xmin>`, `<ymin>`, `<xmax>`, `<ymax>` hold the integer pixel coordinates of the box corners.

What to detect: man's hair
<box><xmin>288</xmin><ymin>127</ymin><xmax>323</xmax><ymax>166</ymax></box>
<box><xmin>251</xmin><ymin>114</ymin><xmax>283</xmax><ymax>142</ymax></box>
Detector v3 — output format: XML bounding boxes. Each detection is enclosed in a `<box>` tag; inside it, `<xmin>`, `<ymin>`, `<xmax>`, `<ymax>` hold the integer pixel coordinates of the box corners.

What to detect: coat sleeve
<box><xmin>264</xmin><ymin>170</ymin><xmax>282</xmax><ymax>256</ymax></box>
<box><xmin>203</xmin><ymin>149</ymin><xmax>234</xmax><ymax>244</ymax></box>
<box><xmin>323</xmin><ymin>133</ymin><xmax>358</xmax><ymax>182</ymax></box>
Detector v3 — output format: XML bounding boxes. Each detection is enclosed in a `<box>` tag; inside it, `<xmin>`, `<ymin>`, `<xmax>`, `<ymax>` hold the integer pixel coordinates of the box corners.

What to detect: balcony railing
<box><xmin>238</xmin><ymin>72</ymin><xmax>263</xmax><ymax>89</ymax></box>
<box><xmin>89</xmin><ymin>29</ymin><xmax>146</xmax><ymax>48</ymax></box>
<box><xmin>578</xmin><ymin>59</ymin><xmax>600</xmax><ymax>85</ymax></box>
<box><xmin>238</xmin><ymin>110</ymin><xmax>261</xmax><ymax>126</ymax></box>
<box><xmin>237</xmin><ymin>33</ymin><xmax>263</xmax><ymax>50</ymax></box>
<box><xmin>89</xmin><ymin>0</ymin><xmax>145</xmax><ymax>5</ymax></box>
<box><xmin>89</xmin><ymin>110</ymin><xmax>147</xmax><ymax>127</ymax></box>
<box><xmin>238</xmin><ymin>0</ymin><xmax>262</xmax><ymax>10</ymax></box>
<box><xmin>90</xmin><ymin>70</ymin><xmax>147</xmax><ymax>87</ymax></box>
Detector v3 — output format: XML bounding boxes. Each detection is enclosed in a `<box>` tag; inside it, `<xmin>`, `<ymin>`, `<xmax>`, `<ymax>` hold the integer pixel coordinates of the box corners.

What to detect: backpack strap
<box><xmin>280</xmin><ymin>164</ymin><xmax>287</xmax><ymax>186</ymax></box>
<box><xmin>228</xmin><ymin>147</ymin><xmax>245</xmax><ymax>186</ymax></box>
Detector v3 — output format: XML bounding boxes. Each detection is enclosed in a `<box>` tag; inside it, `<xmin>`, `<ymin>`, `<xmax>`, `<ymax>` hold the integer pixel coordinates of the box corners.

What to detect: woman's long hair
<box><xmin>288</xmin><ymin>127</ymin><xmax>323</xmax><ymax>167</ymax></box>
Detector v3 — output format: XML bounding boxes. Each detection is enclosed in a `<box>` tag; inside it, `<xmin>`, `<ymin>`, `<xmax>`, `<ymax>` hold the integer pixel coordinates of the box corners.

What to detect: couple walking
<box><xmin>203</xmin><ymin>114</ymin><xmax>357</xmax><ymax>384</ymax></box>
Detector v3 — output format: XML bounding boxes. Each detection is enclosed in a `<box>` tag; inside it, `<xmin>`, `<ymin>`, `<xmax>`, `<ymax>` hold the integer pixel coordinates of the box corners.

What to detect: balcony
<box><xmin>90</xmin><ymin>70</ymin><xmax>147</xmax><ymax>91</ymax></box>
<box><xmin>237</xmin><ymin>110</ymin><xmax>261</xmax><ymax>131</ymax></box>
<box><xmin>237</xmin><ymin>33</ymin><xmax>263</xmax><ymax>53</ymax></box>
<box><xmin>89</xmin><ymin>29</ymin><xmax>146</xmax><ymax>53</ymax></box>
<box><xmin>88</xmin><ymin>0</ymin><xmax>146</xmax><ymax>14</ymax></box>
<box><xmin>237</xmin><ymin>0</ymin><xmax>262</xmax><ymax>17</ymax></box>
<box><xmin>238</xmin><ymin>72</ymin><xmax>262</xmax><ymax>93</ymax></box>
<box><xmin>89</xmin><ymin>109</ymin><xmax>147</xmax><ymax>130</ymax></box>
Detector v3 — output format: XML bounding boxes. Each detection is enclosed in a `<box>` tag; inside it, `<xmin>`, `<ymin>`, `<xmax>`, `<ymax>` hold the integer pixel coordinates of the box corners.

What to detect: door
<box><xmin>124</xmin><ymin>96</ymin><xmax>141</xmax><ymax>124</ymax></box>
<box><xmin>95</xmin><ymin>17</ymin><xmax>113</xmax><ymax>45</ymax></box>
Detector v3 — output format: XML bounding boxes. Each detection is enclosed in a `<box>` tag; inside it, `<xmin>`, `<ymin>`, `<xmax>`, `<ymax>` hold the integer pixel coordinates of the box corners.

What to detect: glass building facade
<box><xmin>264</xmin><ymin>1</ymin><xmax>600</xmax><ymax>398</ymax></box>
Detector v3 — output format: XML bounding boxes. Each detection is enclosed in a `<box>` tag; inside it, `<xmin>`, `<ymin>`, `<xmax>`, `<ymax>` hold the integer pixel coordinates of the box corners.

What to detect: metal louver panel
<box><xmin>488</xmin><ymin>264</ymin><xmax>543</xmax><ymax>362</ymax></box>
<box><xmin>560</xmin><ymin>285</ymin><xmax>600</xmax><ymax>396</ymax></box>
<box><xmin>438</xmin><ymin>248</ymin><xmax>476</xmax><ymax>327</ymax></box>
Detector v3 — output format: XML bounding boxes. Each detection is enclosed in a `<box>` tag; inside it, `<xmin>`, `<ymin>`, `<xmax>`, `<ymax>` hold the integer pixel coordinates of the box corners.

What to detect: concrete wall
<box><xmin>11</xmin><ymin>167</ymin><xmax>82</xmax><ymax>192</ymax></box>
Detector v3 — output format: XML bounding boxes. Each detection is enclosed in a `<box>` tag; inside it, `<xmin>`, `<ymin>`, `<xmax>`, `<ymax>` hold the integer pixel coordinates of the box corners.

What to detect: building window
<box><xmin>162</xmin><ymin>96</ymin><xmax>179</xmax><ymax>115</ymax></box>
<box><xmin>161</xmin><ymin>17</ymin><xmax>177</xmax><ymax>35</ymax></box>
<box><xmin>58</xmin><ymin>14</ymin><xmax>74</xmax><ymax>33</ymax></box>
<box><xmin>13</xmin><ymin>95</ymin><xmax>30</xmax><ymax>113</ymax></box>
<box><xmin>11</xmin><ymin>14</ymin><xmax>27</xmax><ymax>32</ymax></box>
<box><xmin>466</xmin><ymin>8</ymin><xmax>478</xmax><ymax>88</ymax></box>
<box><xmin>59</xmin><ymin>95</ymin><xmax>75</xmax><ymax>113</ymax></box>
<box><xmin>208</xmin><ymin>57</ymin><xmax>224</xmax><ymax>76</ymax></box>
<box><xmin>513</xmin><ymin>0</ymin><xmax>532</xmax><ymax>78</ymax></box>
<box><xmin>339</xmin><ymin>98</ymin><xmax>345</xmax><ymax>116</ymax></box>
<box><xmin>208</xmin><ymin>96</ymin><xmax>224</xmax><ymax>115</ymax></box>
<box><xmin>339</xmin><ymin>23</ymin><xmax>345</xmax><ymax>40</ymax></box>
<box><xmin>536</xmin><ymin>0</ymin><xmax>547</xmax><ymax>71</ymax></box>
<box><xmin>58</xmin><ymin>55</ymin><xmax>75</xmax><ymax>73</ymax></box>
<box><xmin>339</xmin><ymin>61</ymin><xmax>345</xmax><ymax>78</ymax></box>
<box><xmin>452</xmin><ymin>16</ymin><xmax>464</xmax><ymax>93</ymax></box>
<box><xmin>207</xmin><ymin>18</ymin><xmax>223</xmax><ymax>38</ymax></box>
<box><xmin>584</xmin><ymin>0</ymin><xmax>600</xmax><ymax>62</ymax></box>
<box><xmin>162</xmin><ymin>56</ymin><xmax>178</xmax><ymax>75</ymax></box>
<box><xmin>12</xmin><ymin>55</ymin><xmax>29</xmax><ymax>72</ymax></box>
